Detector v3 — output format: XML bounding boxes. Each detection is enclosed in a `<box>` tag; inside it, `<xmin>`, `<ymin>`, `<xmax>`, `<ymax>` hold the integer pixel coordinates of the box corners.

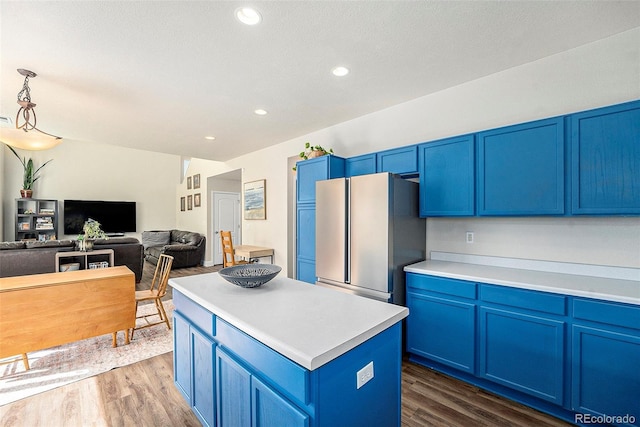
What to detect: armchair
<box><xmin>142</xmin><ymin>229</ymin><xmax>206</xmax><ymax>268</ymax></box>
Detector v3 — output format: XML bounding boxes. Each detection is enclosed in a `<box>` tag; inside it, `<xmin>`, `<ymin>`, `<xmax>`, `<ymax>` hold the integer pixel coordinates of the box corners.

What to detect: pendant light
<box><xmin>0</xmin><ymin>69</ymin><xmax>62</xmax><ymax>151</ymax></box>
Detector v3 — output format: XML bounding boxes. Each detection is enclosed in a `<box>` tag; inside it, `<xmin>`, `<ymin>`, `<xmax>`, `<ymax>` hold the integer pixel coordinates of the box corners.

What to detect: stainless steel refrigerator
<box><xmin>315</xmin><ymin>172</ymin><xmax>426</xmax><ymax>304</ymax></box>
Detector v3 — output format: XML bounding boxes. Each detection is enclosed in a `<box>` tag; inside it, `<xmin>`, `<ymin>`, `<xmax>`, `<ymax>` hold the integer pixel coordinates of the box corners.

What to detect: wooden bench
<box><xmin>0</xmin><ymin>266</ymin><xmax>135</xmax><ymax>369</ymax></box>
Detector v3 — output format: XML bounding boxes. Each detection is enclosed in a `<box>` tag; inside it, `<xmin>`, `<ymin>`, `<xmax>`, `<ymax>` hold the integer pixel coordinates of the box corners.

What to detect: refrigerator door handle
<box><xmin>346</xmin><ymin>177</ymin><xmax>351</xmax><ymax>284</ymax></box>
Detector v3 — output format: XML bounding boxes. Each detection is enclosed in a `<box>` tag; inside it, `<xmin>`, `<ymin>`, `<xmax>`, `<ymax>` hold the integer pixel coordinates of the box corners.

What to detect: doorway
<box><xmin>212</xmin><ymin>191</ymin><xmax>241</xmax><ymax>265</ymax></box>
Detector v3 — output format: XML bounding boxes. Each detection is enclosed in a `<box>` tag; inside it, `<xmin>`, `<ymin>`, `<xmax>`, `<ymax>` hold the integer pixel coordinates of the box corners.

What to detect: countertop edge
<box><xmin>404</xmin><ymin>262</ymin><xmax>640</xmax><ymax>306</ymax></box>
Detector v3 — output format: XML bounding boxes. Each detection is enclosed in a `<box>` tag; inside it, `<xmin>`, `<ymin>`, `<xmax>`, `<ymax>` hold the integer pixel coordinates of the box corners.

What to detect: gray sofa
<box><xmin>0</xmin><ymin>237</ymin><xmax>144</xmax><ymax>282</ymax></box>
<box><xmin>142</xmin><ymin>230</ymin><xmax>206</xmax><ymax>268</ymax></box>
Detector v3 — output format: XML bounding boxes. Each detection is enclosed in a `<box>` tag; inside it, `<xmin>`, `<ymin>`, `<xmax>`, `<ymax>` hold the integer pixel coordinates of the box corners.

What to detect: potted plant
<box><xmin>6</xmin><ymin>145</ymin><xmax>53</xmax><ymax>198</ymax></box>
<box><xmin>77</xmin><ymin>218</ymin><xmax>108</xmax><ymax>251</ymax></box>
<box><xmin>292</xmin><ymin>142</ymin><xmax>334</xmax><ymax>171</ymax></box>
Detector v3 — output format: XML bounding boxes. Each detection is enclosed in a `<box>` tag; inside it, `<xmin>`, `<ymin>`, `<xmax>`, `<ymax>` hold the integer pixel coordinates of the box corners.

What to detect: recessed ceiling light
<box><xmin>236</xmin><ymin>7</ymin><xmax>262</xmax><ymax>25</ymax></box>
<box><xmin>254</xmin><ymin>109</ymin><xmax>268</xmax><ymax>116</ymax></box>
<box><xmin>205</xmin><ymin>136</ymin><xmax>216</xmax><ymax>140</ymax></box>
<box><xmin>332</xmin><ymin>66</ymin><xmax>350</xmax><ymax>77</ymax></box>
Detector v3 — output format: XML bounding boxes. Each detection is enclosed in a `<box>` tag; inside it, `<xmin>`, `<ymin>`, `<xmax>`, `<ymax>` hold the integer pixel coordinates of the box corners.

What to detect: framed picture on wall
<box><xmin>187</xmin><ymin>176</ymin><xmax>192</xmax><ymax>190</ymax></box>
<box><xmin>194</xmin><ymin>193</ymin><xmax>201</xmax><ymax>207</ymax></box>
<box><xmin>194</xmin><ymin>174</ymin><xmax>201</xmax><ymax>189</ymax></box>
<box><xmin>187</xmin><ymin>195</ymin><xmax>193</xmax><ymax>210</ymax></box>
<box><xmin>180</xmin><ymin>197</ymin><xmax>186</xmax><ymax>212</ymax></box>
<box><xmin>244</xmin><ymin>179</ymin><xmax>266</xmax><ymax>220</ymax></box>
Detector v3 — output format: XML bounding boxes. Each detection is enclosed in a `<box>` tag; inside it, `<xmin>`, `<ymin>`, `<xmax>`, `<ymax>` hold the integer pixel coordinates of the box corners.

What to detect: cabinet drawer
<box><xmin>174</xmin><ymin>290</ymin><xmax>216</xmax><ymax>336</ymax></box>
<box><xmin>216</xmin><ymin>318</ymin><xmax>309</xmax><ymax>406</ymax></box>
<box><xmin>480</xmin><ymin>285</ymin><xmax>566</xmax><ymax>316</ymax></box>
<box><xmin>407</xmin><ymin>273</ymin><xmax>476</xmax><ymax>299</ymax></box>
<box><xmin>573</xmin><ymin>298</ymin><xmax>640</xmax><ymax>331</ymax></box>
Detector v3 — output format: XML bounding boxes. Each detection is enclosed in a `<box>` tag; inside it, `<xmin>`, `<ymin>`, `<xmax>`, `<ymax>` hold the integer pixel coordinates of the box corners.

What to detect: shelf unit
<box><xmin>15</xmin><ymin>198</ymin><xmax>58</xmax><ymax>241</ymax></box>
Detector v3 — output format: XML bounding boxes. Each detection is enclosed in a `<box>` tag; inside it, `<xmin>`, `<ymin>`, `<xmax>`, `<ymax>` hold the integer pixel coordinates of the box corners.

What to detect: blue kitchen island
<box><xmin>169</xmin><ymin>272</ymin><xmax>408</xmax><ymax>427</ymax></box>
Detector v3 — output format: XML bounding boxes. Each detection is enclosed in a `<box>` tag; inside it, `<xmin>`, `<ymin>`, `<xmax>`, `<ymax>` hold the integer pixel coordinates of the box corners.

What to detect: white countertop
<box><xmin>404</xmin><ymin>259</ymin><xmax>640</xmax><ymax>305</ymax></box>
<box><xmin>169</xmin><ymin>273</ymin><xmax>408</xmax><ymax>370</ymax></box>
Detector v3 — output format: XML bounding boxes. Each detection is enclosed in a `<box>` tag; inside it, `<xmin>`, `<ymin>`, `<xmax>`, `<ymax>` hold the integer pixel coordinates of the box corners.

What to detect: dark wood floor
<box><xmin>1</xmin><ymin>264</ymin><xmax>573</xmax><ymax>426</ymax></box>
<box><xmin>0</xmin><ymin>352</ymin><xmax>572</xmax><ymax>427</ymax></box>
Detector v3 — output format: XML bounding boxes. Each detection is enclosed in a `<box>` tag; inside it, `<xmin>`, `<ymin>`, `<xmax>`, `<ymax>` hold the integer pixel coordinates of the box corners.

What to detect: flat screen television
<box><xmin>64</xmin><ymin>200</ymin><xmax>136</xmax><ymax>235</ymax></box>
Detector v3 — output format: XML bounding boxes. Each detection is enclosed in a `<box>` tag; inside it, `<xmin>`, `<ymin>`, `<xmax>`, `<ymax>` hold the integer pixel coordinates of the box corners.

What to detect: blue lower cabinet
<box><xmin>216</xmin><ymin>347</ymin><xmax>309</xmax><ymax>427</ymax></box>
<box><xmin>571</xmin><ymin>297</ymin><xmax>640</xmax><ymax>426</ymax></box>
<box><xmin>217</xmin><ymin>348</ymin><xmax>252</xmax><ymax>427</ymax></box>
<box><xmin>174</xmin><ymin>311</ymin><xmax>217</xmax><ymax>427</ymax></box>
<box><xmin>479</xmin><ymin>307</ymin><xmax>565</xmax><ymax>404</ymax></box>
<box><xmin>406</xmin><ymin>273</ymin><xmax>640</xmax><ymax>425</ymax></box>
<box><xmin>174</xmin><ymin>312</ymin><xmax>192</xmax><ymax>402</ymax></box>
<box><xmin>174</xmin><ymin>290</ymin><xmax>403</xmax><ymax>427</ymax></box>
<box><xmin>406</xmin><ymin>278</ymin><xmax>476</xmax><ymax>373</ymax></box>
<box><xmin>253</xmin><ymin>377</ymin><xmax>310</xmax><ymax>427</ymax></box>
<box><xmin>193</xmin><ymin>328</ymin><xmax>216</xmax><ymax>427</ymax></box>
<box><xmin>572</xmin><ymin>325</ymin><xmax>640</xmax><ymax>425</ymax></box>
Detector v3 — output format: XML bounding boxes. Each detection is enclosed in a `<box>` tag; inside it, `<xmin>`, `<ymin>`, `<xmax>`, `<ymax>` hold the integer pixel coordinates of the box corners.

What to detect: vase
<box><xmin>306</xmin><ymin>151</ymin><xmax>327</xmax><ymax>159</ymax></box>
<box><xmin>20</xmin><ymin>189</ymin><xmax>32</xmax><ymax>198</ymax></box>
<box><xmin>79</xmin><ymin>239</ymin><xmax>95</xmax><ymax>252</ymax></box>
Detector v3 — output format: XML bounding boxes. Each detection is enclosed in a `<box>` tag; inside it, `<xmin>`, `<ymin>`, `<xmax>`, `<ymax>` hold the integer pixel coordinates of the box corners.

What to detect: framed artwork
<box><xmin>244</xmin><ymin>179</ymin><xmax>266</xmax><ymax>220</ymax></box>
<box><xmin>187</xmin><ymin>195</ymin><xmax>193</xmax><ymax>210</ymax></box>
<box><xmin>180</xmin><ymin>197</ymin><xmax>186</xmax><ymax>212</ymax></box>
<box><xmin>194</xmin><ymin>193</ymin><xmax>201</xmax><ymax>207</ymax></box>
<box><xmin>193</xmin><ymin>174</ymin><xmax>201</xmax><ymax>189</ymax></box>
<box><xmin>187</xmin><ymin>176</ymin><xmax>192</xmax><ymax>190</ymax></box>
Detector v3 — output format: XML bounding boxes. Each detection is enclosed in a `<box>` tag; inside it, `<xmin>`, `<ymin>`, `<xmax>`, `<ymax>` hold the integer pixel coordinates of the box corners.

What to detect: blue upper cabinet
<box><xmin>418</xmin><ymin>135</ymin><xmax>475</xmax><ymax>217</ymax></box>
<box><xmin>376</xmin><ymin>145</ymin><xmax>418</xmax><ymax>176</ymax></box>
<box><xmin>570</xmin><ymin>100</ymin><xmax>640</xmax><ymax>215</ymax></box>
<box><xmin>477</xmin><ymin>117</ymin><xmax>565</xmax><ymax>215</ymax></box>
<box><xmin>345</xmin><ymin>153</ymin><xmax>376</xmax><ymax>177</ymax></box>
<box><xmin>296</xmin><ymin>155</ymin><xmax>345</xmax><ymax>204</ymax></box>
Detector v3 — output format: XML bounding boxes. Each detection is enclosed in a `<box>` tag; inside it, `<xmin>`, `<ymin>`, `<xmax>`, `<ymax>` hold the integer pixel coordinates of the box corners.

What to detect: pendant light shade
<box><xmin>0</xmin><ymin>127</ymin><xmax>62</xmax><ymax>150</ymax></box>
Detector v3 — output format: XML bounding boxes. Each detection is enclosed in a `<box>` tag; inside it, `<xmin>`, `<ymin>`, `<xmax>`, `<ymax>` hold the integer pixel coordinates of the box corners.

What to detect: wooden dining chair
<box><xmin>0</xmin><ymin>353</ymin><xmax>29</xmax><ymax>371</ymax></box>
<box><xmin>221</xmin><ymin>230</ymin><xmax>250</xmax><ymax>267</ymax></box>
<box><xmin>130</xmin><ymin>254</ymin><xmax>174</xmax><ymax>340</ymax></box>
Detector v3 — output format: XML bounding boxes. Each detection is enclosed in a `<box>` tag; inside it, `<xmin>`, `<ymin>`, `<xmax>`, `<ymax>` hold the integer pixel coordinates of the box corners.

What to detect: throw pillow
<box><xmin>142</xmin><ymin>231</ymin><xmax>171</xmax><ymax>249</ymax></box>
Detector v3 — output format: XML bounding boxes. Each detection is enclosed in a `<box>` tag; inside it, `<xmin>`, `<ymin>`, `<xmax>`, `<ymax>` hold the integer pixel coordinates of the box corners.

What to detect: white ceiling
<box><xmin>1</xmin><ymin>1</ymin><xmax>639</xmax><ymax>161</ymax></box>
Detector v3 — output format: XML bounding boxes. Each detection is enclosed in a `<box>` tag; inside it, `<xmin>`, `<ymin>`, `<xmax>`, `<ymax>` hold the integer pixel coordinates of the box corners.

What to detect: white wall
<box><xmin>2</xmin><ymin>140</ymin><xmax>180</xmax><ymax>241</ymax></box>
<box><xmin>174</xmin><ymin>158</ymin><xmax>237</xmax><ymax>264</ymax></box>
<box><xmin>227</xmin><ymin>28</ymin><xmax>640</xmax><ymax>271</ymax></box>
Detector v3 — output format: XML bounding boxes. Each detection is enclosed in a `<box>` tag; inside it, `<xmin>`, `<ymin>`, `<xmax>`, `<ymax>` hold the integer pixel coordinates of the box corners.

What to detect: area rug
<box><xmin>0</xmin><ymin>299</ymin><xmax>175</xmax><ymax>406</ymax></box>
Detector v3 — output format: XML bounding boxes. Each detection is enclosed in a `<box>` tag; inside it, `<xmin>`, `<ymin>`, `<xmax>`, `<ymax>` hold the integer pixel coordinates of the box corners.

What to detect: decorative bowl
<box><xmin>219</xmin><ymin>264</ymin><xmax>282</xmax><ymax>288</ymax></box>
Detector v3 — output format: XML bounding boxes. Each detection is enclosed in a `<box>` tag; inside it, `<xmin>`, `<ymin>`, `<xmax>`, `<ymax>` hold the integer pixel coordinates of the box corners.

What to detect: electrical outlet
<box><xmin>356</xmin><ymin>361</ymin><xmax>374</xmax><ymax>389</ymax></box>
<box><xmin>466</xmin><ymin>232</ymin><xmax>474</xmax><ymax>244</ymax></box>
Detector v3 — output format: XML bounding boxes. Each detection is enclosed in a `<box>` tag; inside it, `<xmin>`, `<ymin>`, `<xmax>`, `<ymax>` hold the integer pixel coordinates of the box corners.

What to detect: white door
<box><xmin>212</xmin><ymin>192</ymin><xmax>241</xmax><ymax>265</ymax></box>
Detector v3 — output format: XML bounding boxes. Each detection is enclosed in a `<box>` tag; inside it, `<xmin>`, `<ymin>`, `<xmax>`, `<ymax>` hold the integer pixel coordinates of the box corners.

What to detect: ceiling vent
<box><xmin>0</xmin><ymin>116</ymin><xmax>12</xmax><ymax>127</ymax></box>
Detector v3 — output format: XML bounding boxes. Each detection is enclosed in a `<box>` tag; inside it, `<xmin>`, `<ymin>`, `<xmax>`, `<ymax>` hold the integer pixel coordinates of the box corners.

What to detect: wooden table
<box><xmin>234</xmin><ymin>245</ymin><xmax>274</xmax><ymax>263</ymax></box>
<box><xmin>0</xmin><ymin>266</ymin><xmax>136</xmax><ymax>365</ymax></box>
